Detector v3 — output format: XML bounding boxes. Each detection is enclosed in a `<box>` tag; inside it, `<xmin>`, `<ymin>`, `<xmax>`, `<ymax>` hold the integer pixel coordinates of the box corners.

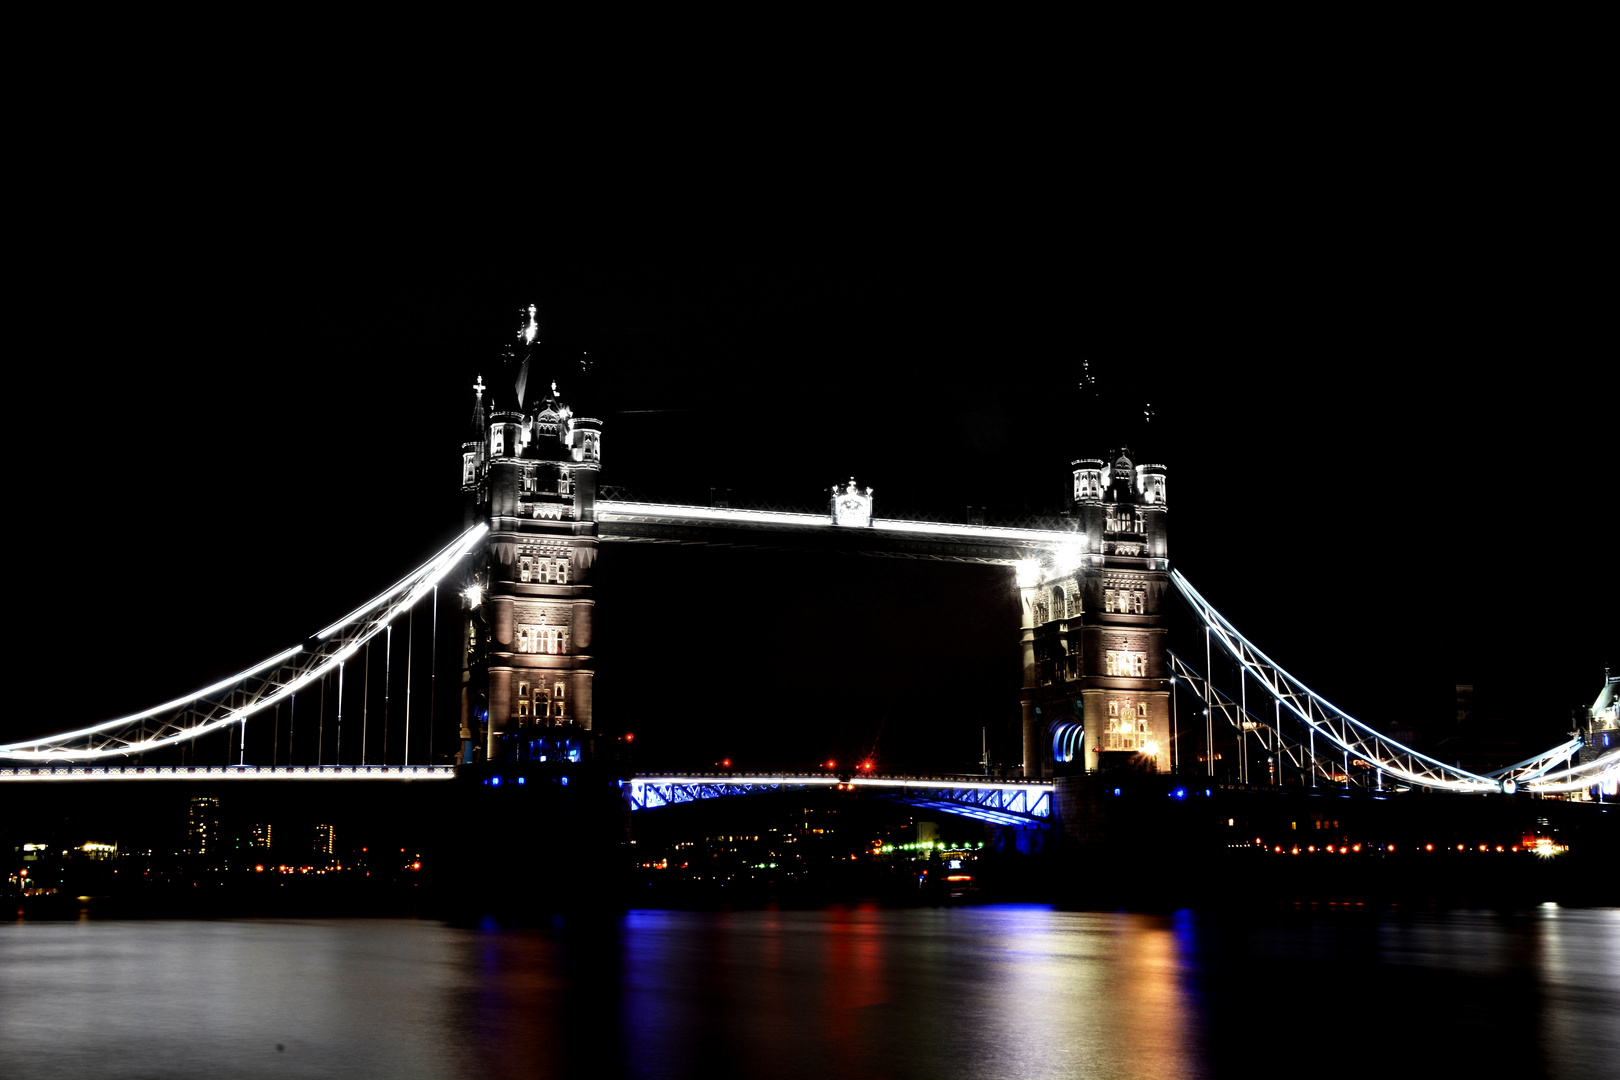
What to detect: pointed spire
<box><xmin>515</xmin><ymin>304</ymin><xmax>543</xmax><ymax>409</ymax></box>
<box><xmin>469</xmin><ymin>374</ymin><xmax>487</xmax><ymax>437</ymax></box>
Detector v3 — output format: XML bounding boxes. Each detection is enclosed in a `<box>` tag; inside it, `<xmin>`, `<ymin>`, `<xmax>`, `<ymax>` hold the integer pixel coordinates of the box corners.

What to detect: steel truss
<box><xmin>625</xmin><ymin>774</ymin><xmax>1052</xmax><ymax>827</ymax></box>
<box><xmin>1172</xmin><ymin>570</ymin><xmax>1610</xmax><ymax>795</ymax></box>
<box><xmin>0</xmin><ymin>525</ymin><xmax>488</xmax><ymax>763</ymax></box>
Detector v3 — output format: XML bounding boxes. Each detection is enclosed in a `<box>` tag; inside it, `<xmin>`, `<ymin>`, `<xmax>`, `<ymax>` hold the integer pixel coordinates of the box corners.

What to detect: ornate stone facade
<box><xmin>1022</xmin><ymin>448</ymin><xmax>1170</xmax><ymax>777</ymax></box>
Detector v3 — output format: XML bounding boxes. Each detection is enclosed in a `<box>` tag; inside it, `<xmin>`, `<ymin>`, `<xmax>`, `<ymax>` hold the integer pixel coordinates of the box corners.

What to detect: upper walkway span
<box><xmin>597</xmin><ymin>500</ymin><xmax>1099</xmax><ymax>566</ymax></box>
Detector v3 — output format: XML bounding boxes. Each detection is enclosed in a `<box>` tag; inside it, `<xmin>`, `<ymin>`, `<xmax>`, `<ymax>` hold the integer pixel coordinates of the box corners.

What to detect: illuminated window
<box><xmin>1033</xmin><ymin>598</ymin><xmax>1050</xmax><ymax>624</ymax></box>
<box><xmin>1104</xmin><ymin>587</ymin><xmax>1147</xmax><ymax>614</ymax></box>
<box><xmin>519</xmin><ymin>556</ymin><xmax>570</xmax><ymax>584</ymax></box>
<box><xmin>1105</xmin><ymin>650</ymin><xmax>1146</xmax><ymax>677</ymax></box>
<box><xmin>517</xmin><ymin>682</ymin><xmax>530</xmax><ymax>717</ymax></box>
<box><xmin>492</xmin><ymin>427</ymin><xmax>505</xmax><ymax>456</ymax></box>
<box><xmin>1105</xmin><ymin>701</ymin><xmax>1152</xmax><ymax>749</ymax></box>
<box><xmin>1051</xmin><ymin>587</ymin><xmax>1066</xmax><ymax>621</ymax></box>
<box><xmin>462</xmin><ymin>453</ymin><xmax>476</xmax><ymax>485</ymax></box>
<box><xmin>515</xmin><ymin>626</ymin><xmax>563</xmax><ymax>654</ymax></box>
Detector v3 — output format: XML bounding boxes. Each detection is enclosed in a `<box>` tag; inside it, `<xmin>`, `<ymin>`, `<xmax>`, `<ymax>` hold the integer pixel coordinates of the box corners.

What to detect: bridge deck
<box><xmin>626</xmin><ymin>773</ymin><xmax>1053</xmax><ymax>826</ymax></box>
<box><xmin>0</xmin><ymin>765</ymin><xmax>457</xmax><ymax>781</ymax></box>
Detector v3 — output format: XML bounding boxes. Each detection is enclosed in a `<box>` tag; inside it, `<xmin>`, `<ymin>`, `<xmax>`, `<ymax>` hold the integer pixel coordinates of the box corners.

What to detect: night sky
<box><xmin>9</xmin><ymin>88</ymin><xmax>1614</xmax><ymax>770</ymax></box>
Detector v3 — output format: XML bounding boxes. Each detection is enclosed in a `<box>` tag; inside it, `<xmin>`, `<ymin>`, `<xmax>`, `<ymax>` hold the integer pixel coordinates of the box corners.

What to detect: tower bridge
<box><xmin>5</xmin><ymin>314</ymin><xmax>1616</xmax><ymax>832</ymax></box>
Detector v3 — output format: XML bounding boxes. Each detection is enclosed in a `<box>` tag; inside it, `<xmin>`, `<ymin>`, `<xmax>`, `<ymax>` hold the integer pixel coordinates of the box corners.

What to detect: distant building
<box><xmin>249</xmin><ymin>823</ymin><xmax>273</xmax><ymax>851</ymax></box>
<box><xmin>313</xmin><ymin>823</ymin><xmax>335</xmax><ymax>856</ymax></box>
<box><xmin>188</xmin><ymin>797</ymin><xmax>220</xmax><ymax>857</ymax></box>
<box><xmin>1022</xmin><ymin>447</ymin><xmax>1170</xmax><ymax>778</ymax></box>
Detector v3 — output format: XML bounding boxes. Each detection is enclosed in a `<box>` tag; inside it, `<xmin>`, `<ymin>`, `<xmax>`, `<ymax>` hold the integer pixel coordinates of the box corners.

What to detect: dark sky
<box><xmin>8</xmin><ymin>67</ymin><xmax>1614</xmax><ymax>767</ymax></box>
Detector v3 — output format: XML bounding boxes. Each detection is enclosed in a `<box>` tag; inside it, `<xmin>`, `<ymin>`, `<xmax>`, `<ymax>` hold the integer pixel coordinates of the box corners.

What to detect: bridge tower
<box><xmin>459</xmin><ymin>308</ymin><xmax>603</xmax><ymax>762</ymax></box>
<box><xmin>1021</xmin><ymin>448</ymin><xmax>1170</xmax><ymax>778</ymax></box>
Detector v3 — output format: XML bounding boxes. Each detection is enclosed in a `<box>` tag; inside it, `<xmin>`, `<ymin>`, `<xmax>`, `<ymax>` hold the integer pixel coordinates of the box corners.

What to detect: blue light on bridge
<box><xmin>517</xmin><ymin>777</ymin><xmax>525</xmax><ymax>786</ymax></box>
<box><xmin>1113</xmin><ymin>787</ymin><xmax>1122</xmax><ymax>797</ymax></box>
<box><xmin>1169</xmin><ymin>788</ymin><xmax>1186</xmax><ymax>800</ymax></box>
<box><xmin>561</xmin><ymin>776</ymin><xmax>569</xmax><ymax>786</ymax></box>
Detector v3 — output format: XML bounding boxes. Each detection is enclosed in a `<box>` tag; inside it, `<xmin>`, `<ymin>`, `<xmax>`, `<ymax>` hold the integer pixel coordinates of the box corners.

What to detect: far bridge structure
<box><xmin>6</xmin><ymin>311</ymin><xmax>1616</xmax><ymax>844</ymax></box>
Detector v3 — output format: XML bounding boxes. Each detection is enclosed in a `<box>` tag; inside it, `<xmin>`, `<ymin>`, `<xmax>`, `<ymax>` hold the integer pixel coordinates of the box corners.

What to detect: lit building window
<box><xmin>1105</xmin><ymin>650</ymin><xmax>1146</xmax><ymax>677</ymax></box>
<box><xmin>1106</xmin><ymin>510</ymin><xmax>1142</xmax><ymax>533</ymax></box>
<box><xmin>516</xmin><ymin>626</ymin><xmax>564</xmax><ymax>654</ymax></box>
<box><xmin>492</xmin><ymin>427</ymin><xmax>505</xmax><ymax>456</ymax></box>
<box><xmin>1104</xmin><ymin>589</ymin><xmax>1146</xmax><ymax>614</ymax></box>
<box><xmin>519</xmin><ymin>556</ymin><xmax>570</xmax><ymax>584</ymax></box>
<box><xmin>517</xmin><ymin>679</ymin><xmax>530</xmax><ymax>717</ymax></box>
<box><xmin>1105</xmin><ymin>700</ymin><xmax>1151</xmax><ymax>749</ymax></box>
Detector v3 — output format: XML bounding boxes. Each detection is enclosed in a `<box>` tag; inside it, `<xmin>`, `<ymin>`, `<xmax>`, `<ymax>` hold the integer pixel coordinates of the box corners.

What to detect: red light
<box><xmin>721</xmin><ymin>758</ymin><xmax>732</xmax><ymax>768</ymax></box>
<box><xmin>826</xmin><ymin>759</ymin><xmax>837</xmax><ymax>770</ymax></box>
<box><xmin>625</xmin><ymin>733</ymin><xmax>635</xmax><ymax>742</ymax></box>
<box><xmin>255</xmin><ymin>864</ymin><xmax>264</xmax><ymax>873</ymax></box>
<box><xmin>861</xmin><ymin>759</ymin><xmax>874</xmax><ymax>772</ymax></box>
<box><xmin>412</xmin><ymin>861</ymin><xmax>421</xmax><ymax>871</ymax></box>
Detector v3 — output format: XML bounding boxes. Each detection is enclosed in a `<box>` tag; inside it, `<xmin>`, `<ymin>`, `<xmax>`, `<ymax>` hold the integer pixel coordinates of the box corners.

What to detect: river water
<box><xmin>2</xmin><ymin>904</ymin><xmax>1615</xmax><ymax>1079</ymax></box>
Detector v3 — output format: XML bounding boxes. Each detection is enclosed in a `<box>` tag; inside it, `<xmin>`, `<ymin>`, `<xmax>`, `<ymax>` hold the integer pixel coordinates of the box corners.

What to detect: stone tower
<box><xmin>1021</xmin><ymin>448</ymin><xmax>1170</xmax><ymax>778</ymax></box>
<box><xmin>459</xmin><ymin>308</ymin><xmax>603</xmax><ymax>762</ymax></box>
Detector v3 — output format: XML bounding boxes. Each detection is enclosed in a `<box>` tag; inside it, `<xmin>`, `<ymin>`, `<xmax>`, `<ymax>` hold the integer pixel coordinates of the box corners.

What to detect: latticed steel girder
<box><xmin>0</xmin><ymin>525</ymin><xmax>489</xmax><ymax>763</ymax></box>
<box><xmin>1171</xmin><ymin>570</ymin><xmax>1589</xmax><ymax>794</ymax></box>
<box><xmin>624</xmin><ymin>774</ymin><xmax>1052</xmax><ymax>826</ymax></box>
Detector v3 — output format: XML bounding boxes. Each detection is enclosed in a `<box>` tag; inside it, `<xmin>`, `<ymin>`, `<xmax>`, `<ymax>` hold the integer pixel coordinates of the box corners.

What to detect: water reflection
<box><xmin>1</xmin><ymin>906</ymin><xmax>1615</xmax><ymax>1079</ymax></box>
